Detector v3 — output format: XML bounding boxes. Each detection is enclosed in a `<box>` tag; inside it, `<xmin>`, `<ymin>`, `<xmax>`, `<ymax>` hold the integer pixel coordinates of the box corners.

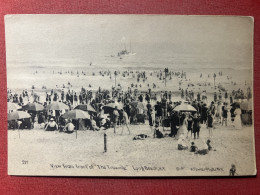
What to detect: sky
<box><xmin>5</xmin><ymin>15</ymin><xmax>254</xmax><ymax>69</ymax></box>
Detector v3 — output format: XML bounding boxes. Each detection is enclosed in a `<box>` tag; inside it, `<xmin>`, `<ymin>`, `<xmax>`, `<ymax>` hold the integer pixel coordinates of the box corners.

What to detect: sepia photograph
<box><xmin>5</xmin><ymin>15</ymin><xmax>256</xmax><ymax>176</ymax></box>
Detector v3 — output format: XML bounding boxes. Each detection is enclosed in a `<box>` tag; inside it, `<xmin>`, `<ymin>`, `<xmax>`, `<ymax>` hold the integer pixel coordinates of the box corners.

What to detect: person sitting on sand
<box><xmin>177</xmin><ymin>134</ymin><xmax>188</xmax><ymax>150</ymax></box>
<box><xmin>190</xmin><ymin>142</ymin><xmax>198</xmax><ymax>152</ymax></box>
<box><xmin>133</xmin><ymin>134</ymin><xmax>148</xmax><ymax>140</ymax></box>
<box><xmin>45</xmin><ymin>117</ymin><xmax>58</xmax><ymax>131</ymax></box>
<box><xmin>154</xmin><ymin>124</ymin><xmax>163</xmax><ymax>138</ymax></box>
<box><xmin>195</xmin><ymin>140</ymin><xmax>209</xmax><ymax>155</ymax></box>
<box><xmin>63</xmin><ymin>119</ymin><xmax>75</xmax><ymax>134</ymax></box>
<box><xmin>90</xmin><ymin>116</ymin><xmax>99</xmax><ymax>131</ymax></box>
<box><xmin>100</xmin><ymin>117</ymin><xmax>111</xmax><ymax>130</ymax></box>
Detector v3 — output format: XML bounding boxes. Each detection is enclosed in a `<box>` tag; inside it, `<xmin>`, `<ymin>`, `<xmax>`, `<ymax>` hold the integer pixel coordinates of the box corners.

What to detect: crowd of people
<box><xmin>7</xmin><ymin>68</ymin><xmax>253</xmax><ymax>153</ymax></box>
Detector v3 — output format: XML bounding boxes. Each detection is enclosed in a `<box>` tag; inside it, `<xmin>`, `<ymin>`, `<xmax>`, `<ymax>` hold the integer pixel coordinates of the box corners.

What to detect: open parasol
<box><xmin>46</xmin><ymin>102</ymin><xmax>69</xmax><ymax>111</ymax></box>
<box><xmin>61</xmin><ymin>109</ymin><xmax>90</xmax><ymax>139</ymax></box>
<box><xmin>240</xmin><ymin>99</ymin><xmax>253</xmax><ymax>111</ymax></box>
<box><xmin>173</xmin><ymin>104</ymin><xmax>197</xmax><ymax>112</ymax></box>
<box><xmin>23</xmin><ymin>102</ymin><xmax>44</xmax><ymax>111</ymax></box>
<box><xmin>74</xmin><ymin>104</ymin><xmax>96</xmax><ymax>113</ymax></box>
<box><xmin>8</xmin><ymin>102</ymin><xmax>21</xmax><ymax>112</ymax></box>
<box><xmin>62</xmin><ymin>109</ymin><xmax>90</xmax><ymax>119</ymax></box>
<box><xmin>103</xmin><ymin>102</ymin><xmax>123</xmax><ymax>110</ymax></box>
<box><xmin>8</xmin><ymin>111</ymin><xmax>31</xmax><ymax>121</ymax></box>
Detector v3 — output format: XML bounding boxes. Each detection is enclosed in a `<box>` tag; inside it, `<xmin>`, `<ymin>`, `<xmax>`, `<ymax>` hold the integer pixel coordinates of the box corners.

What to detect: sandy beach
<box><xmin>6</xmin><ymin>15</ymin><xmax>255</xmax><ymax>177</ymax></box>
<box><xmin>8</xmin><ymin>121</ymin><xmax>256</xmax><ymax>176</ymax></box>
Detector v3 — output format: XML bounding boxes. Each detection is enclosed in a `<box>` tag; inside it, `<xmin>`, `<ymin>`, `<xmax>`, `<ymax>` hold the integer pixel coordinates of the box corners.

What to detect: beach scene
<box><xmin>6</xmin><ymin>15</ymin><xmax>255</xmax><ymax>176</ymax></box>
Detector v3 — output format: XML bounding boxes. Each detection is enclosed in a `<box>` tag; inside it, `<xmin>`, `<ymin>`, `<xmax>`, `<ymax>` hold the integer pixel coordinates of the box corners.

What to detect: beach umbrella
<box><xmin>8</xmin><ymin>111</ymin><xmax>31</xmax><ymax>121</ymax></box>
<box><xmin>23</xmin><ymin>102</ymin><xmax>44</xmax><ymax>111</ymax></box>
<box><xmin>240</xmin><ymin>99</ymin><xmax>253</xmax><ymax>111</ymax></box>
<box><xmin>8</xmin><ymin>102</ymin><xmax>21</xmax><ymax>112</ymax></box>
<box><xmin>62</xmin><ymin>109</ymin><xmax>90</xmax><ymax>119</ymax></box>
<box><xmin>46</xmin><ymin>102</ymin><xmax>69</xmax><ymax>111</ymax></box>
<box><xmin>62</xmin><ymin>109</ymin><xmax>90</xmax><ymax>139</ymax></box>
<box><xmin>74</xmin><ymin>104</ymin><xmax>96</xmax><ymax>113</ymax></box>
<box><xmin>173</xmin><ymin>104</ymin><xmax>197</xmax><ymax>112</ymax></box>
<box><xmin>248</xmin><ymin>99</ymin><xmax>253</xmax><ymax>110</ymax></box>
<box><xmin>103</xmin><ymin>102</ymin><xmax>123</xmax><ymax>110</ymax></box>
<box><xmin>130</xmin><ymin>101</ymin><xmax>138</xmax><ymax>107</ymax></box>
<box><xmin>137</xmin><ymin>102</ymin><xmax>145</xmax><ymax>110</ymax></box>
<box><xmin>240</xmin><ymin>101</ymin><xmax>247</xmax><ymax>110</ymax></box>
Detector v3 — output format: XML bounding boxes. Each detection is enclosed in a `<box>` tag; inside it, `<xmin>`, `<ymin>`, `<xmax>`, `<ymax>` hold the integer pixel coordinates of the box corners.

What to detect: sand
<box><xmin>8</xmin><ymin>120</ymin><xmax>256</xmax><ymax>176</ymax></box>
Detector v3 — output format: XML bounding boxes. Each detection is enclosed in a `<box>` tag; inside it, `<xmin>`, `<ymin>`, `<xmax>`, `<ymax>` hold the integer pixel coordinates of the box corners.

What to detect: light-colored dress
<box><xmin>176</xmin><ymin>118</ymin><xmax>188</xmax><ymax>139</ymax></box>
<box><xmin>234</xmin><ymin>108</ymin><xmax>242</xmax><ymax>129</ymax></box>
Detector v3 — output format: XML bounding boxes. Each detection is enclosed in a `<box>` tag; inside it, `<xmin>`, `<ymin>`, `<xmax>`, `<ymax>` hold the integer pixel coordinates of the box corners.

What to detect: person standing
<box><xmin>234</xmin><ymin>105</ymin><xmax>242</xmax><ymax>130</ymax></box>
<box><xmin>215</xmin><ymin>101</ymin><xmax>222</xmax><ymax>124</ymax></box>
<box><xmin>207</xmin><ymin>111</ymin><xmax>214</xmax><ymax>138</ymax></box>
<box><xmin>148</xmin><ymin>108</ymin><xmax>155</xmax><ymax>131</ymax></box>
<box><xmin>187</xmin><ymin>113</ymin><xmax>193</xmax><ymax>137</ymax></box>
<box><xmin>201</xmin><ymin>104</ymin><xmax>208</xmax><ymax>124</ymax></box>
<box><xmin>222</xmin><ymin>103</ymin><xmax>228</xmax><ymax>126</ymax></box>
<box><xmin>113</xmin><ymin>106</ymin><xmax>119</xmax><ymax>133</ymax></box>
<box><xmin>121</xmin><ymin>109</ymin><xmax>131</xmax><ymax>135</ymax></box>
<box><xmin>192</xmin><ymin>113</ymin><xmax>200</xmax><ymax>139</ymax></box>
<box><xmin>176</xmin><ymin>113</ymin><xmax>188</xmax><ymax>139</ymax></box>
<box><xmin>170</xmin><ymin>111</ymin><xmax>179</xmax><ymax>138</ymax></box>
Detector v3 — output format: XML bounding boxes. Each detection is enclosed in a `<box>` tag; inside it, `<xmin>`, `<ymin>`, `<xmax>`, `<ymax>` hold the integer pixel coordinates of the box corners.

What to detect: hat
<box><xmin>155</xmin><ymin>124</ymin><xmax>159</xmax><ymax>128</ymax></box>
<box><xmin>50</xmin><ymin>118</ymin><xmax>54</xmax><ymax>121</ymax></box>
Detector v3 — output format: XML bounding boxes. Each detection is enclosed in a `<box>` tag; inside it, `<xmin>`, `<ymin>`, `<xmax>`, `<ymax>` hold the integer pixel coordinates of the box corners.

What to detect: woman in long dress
<box><xmin>234</xmin><ymin>105</ymin><xmax>242</xmax><ymax>130</ymax></box>
<box><xmin>176</xmin><ymin>113</ymin><xmax>188</xmax><ymax>139</ymax></box>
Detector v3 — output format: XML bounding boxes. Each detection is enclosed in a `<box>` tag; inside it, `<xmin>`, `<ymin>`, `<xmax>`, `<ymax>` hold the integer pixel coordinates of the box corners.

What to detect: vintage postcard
<box><xmin>5</xmin><ymin>15</ymin><xmax>256</xmax><ymax>176</ymax></box>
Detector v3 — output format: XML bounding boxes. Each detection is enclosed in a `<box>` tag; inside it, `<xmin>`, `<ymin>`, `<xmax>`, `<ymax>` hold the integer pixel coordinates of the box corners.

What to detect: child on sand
<box><xmin>177</xmin><ymin>134</ymin><xmax>188</xmax><ymax>150</ymax></box>
<box><xmin>206</xmin><ymin>139</ymin><xmax>212</xmax><ymax>151</ymax></box>
<box><xmin>154</xmin><ymin>124</ymin><xmax>164</xmax><ymax>138</ymax></box>
<box><xmin>190</xmin><ymin>142</ymin><xmax>198</xmax><ymax>152</ymax></box>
